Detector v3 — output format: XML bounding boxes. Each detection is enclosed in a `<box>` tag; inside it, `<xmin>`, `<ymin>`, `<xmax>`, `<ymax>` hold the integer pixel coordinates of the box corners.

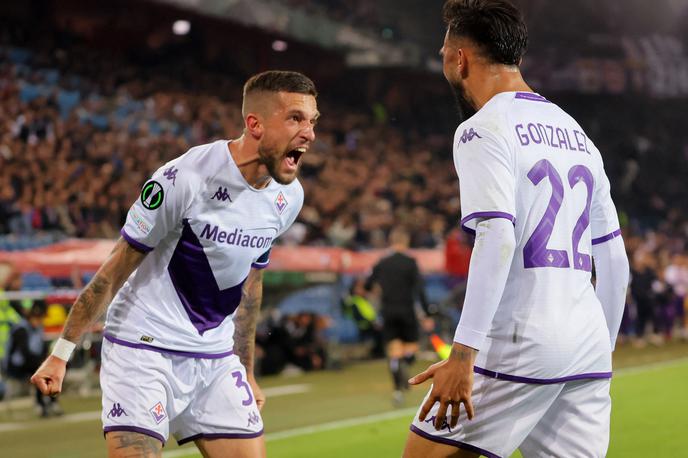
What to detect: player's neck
<box><xmin>227</xmin><ymin>137</ymin><xmax>272</xmax><ymax>189</ymax></box>
<box><xmin>469</xmin><ymin>66</ymin><xmax>532</xmax><ymax>110</ymax></box>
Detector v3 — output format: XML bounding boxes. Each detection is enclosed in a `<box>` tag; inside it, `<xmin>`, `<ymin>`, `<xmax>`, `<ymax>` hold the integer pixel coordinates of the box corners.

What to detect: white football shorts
<box><xmin>410</xmin><ymin>373</ymin><xmax>611</xmax><ymax>457</ymax></box>
<box><xmin>100</xmin><ymin>337</ymin><xmax>263</xmax><ymax>445</ymax></box>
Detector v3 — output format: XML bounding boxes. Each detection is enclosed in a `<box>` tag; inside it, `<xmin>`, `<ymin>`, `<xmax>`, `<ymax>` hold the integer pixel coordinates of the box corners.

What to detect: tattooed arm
<box><xmin>233</xmin><ymin>267</ymin><xmax>265</xmax><ymax>409</ymax></box>
<box><xmin>31</xmin><ymin>237</ymin><xmax>147</xmax><ymax>396</ymax></box>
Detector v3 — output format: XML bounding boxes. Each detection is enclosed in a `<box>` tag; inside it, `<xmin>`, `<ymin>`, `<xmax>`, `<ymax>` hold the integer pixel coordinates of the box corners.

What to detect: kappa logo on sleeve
<box><xmin>458</xmin><ymin>128</ymin><xmax>482</xmax><ymax>145</ymax></box>
<box><xmin>163</xmin><ymin>166</ymin><xmax>178</xmax><ymax>186</ymax></box>
<box><xmin>140</xmin><ymin>180</ymin><xmax>164</xmax><ymax>210</ymax></box>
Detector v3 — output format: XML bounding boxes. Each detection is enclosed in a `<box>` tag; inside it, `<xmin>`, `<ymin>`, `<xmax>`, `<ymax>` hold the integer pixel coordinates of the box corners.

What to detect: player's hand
<box><xmin>30</xmin><ymin>355</ymin><xmax>67</xmax><ymax>397</ymax></box>
<box><xmin>248</xmin><ymin>374</ymin><xmax>266</xmax><ymax>411</ymax></box>
<box><xmin>408</xmin><ymin>342</ymin><xmax>477</xmax><ymax>430</ymax></box>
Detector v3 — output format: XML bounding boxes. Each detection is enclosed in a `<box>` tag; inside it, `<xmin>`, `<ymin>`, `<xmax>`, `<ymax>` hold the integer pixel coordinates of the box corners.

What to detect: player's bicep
<box><xmin>99</xmin><ymin>237</ymin><xmax>148</xmax><ymax>288</ymax></box>
<box><xmin>243</xmin><ymin>268</ymin><xmax>264</xmax><ymax>303</ymax></box>
<box><xmin>455</xmin><ymin>128</ymin><xmax>516</xmax><ymax>234</ymax></box>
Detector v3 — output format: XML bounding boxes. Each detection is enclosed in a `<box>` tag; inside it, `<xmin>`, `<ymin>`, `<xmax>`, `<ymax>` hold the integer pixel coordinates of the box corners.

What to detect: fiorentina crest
<box><xmin>275</xmin><ymin>191</ymin><xmax>288</xmax><ymax>214</ymax></box>
<box><xmin>149</xmin><ymin>401</ymin><xmax>167</xmax><ymax>424</ymax></box>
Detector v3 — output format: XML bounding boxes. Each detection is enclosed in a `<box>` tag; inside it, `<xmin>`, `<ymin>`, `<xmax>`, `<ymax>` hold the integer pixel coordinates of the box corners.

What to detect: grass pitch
<box><xmin>2</xmin><ymin>341</ymin><xmax>687</xmax><ymax>458</ymax></box>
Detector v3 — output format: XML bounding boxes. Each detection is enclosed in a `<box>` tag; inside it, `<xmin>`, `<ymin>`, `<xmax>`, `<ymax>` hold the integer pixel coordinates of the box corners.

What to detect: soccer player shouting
<box><xmin>404</xmin><ymin>2</ymin><xmax>629</xmax><ymax>457</ymax></box>
<box><xmin>31</xmin><ymin>71</ymin><xmax>319</xmax><ymax>458</ymax></box>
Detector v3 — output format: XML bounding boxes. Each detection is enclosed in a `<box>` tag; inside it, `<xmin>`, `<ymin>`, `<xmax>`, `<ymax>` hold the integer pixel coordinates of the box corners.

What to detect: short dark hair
<box><xmin>243</xmin><ymin>70</ymin><xmax>317</xmax><ymax>99</ymax></box>
<box><xmin>443</xmin><ymin>0</ymin><xmax>528</xmax><ymax>66</ymax></box>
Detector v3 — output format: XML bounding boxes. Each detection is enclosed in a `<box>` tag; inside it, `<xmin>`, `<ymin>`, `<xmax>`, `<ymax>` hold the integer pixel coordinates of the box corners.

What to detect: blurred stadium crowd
<box><xmin>0</xmin><ymin>0</ymin><xmax>687</xmax><ymax>393</ymax></box>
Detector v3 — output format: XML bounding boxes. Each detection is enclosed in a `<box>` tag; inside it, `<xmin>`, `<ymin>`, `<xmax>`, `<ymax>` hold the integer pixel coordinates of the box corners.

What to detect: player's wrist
<box><xmin>51</xmin><ymin>337</ymin><xmax>77</xmax><ymax>362</ymax></box>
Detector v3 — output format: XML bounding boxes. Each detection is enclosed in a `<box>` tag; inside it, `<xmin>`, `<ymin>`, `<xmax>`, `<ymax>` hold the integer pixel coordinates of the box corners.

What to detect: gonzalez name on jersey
<box><xmin>453</xmin><ymin>92</ymin><xmax>622</xmax><ymax>382</ymax></box>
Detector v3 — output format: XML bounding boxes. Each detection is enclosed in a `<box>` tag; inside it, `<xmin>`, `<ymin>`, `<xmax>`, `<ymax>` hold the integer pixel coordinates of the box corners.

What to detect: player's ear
<box><xmin>245</xmin><ymin>113</ymin><xmax>263</xmax><ymax>140</ymax></box>
<box><xmin>457</xmin><ymin>48</ymin><xmax>469</xmax><ymax>78</ymax></box>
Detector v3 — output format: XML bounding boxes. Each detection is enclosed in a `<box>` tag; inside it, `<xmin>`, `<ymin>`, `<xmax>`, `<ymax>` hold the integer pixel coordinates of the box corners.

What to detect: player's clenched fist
<box><xmin>30</xmin><ymin>355</ymin><xmax>67</xmax><ymax>397</ymax></box>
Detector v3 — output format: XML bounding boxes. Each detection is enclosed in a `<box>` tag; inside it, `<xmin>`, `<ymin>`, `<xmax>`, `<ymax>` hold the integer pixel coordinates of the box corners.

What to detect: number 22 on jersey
<box><xmin>523</xmin><ymin>159</ymin><xmax>593</xmax><ymax>272</ymax></box>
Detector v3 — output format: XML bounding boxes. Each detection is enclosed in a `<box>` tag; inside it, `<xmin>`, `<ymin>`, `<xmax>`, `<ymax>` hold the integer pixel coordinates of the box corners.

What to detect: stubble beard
<box><xmin>450</xmin><ymin>80</ymin><xmax>477</xmax><ymax>122</ymax></box>
<box><xmin>258</xmin><ymin>145</ymin><xmax>295</xmax><ymax>185</ymax></box>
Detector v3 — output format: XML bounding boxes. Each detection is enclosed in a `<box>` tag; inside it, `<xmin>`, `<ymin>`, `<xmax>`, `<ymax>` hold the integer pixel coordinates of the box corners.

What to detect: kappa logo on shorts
<box><xmin>247</xmin><ymin>411</ymin><xmax>261</xmax><ymax>427</ymax></box>
<box><xmin>274</xmin><ymin>191</ymin><xmax>288</xmax><ymax>214</ymax></box>
<box><xmin>107</xmin><ymin>402</ymin><xmax>128</xmax><ymax>418</ymax></box>
<box><xmin>149</xmin><ymin>401</ymin><xmax>167</xmax><ymax>424</ymax></box>
<box><xmin>423</xmin><ymin>415</ymin><xmax>452</xmax><ymax>432</ymax></box>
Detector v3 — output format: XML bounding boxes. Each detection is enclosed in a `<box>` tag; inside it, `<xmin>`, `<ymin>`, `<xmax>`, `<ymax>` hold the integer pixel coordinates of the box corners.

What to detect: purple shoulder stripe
<box><xmin>514</xmin><ymin>92</ymin><xmax>551</xmax><ymax>103</ymax></box>
<box><xmin>460</xmin><ymin>211</ymin><xmax>516</xmax><ymax>235</ymax></box>
<box><xmin>103</xmin><ymin>426</ymin><xmax>166</xmax><ymax>445</ymax></box>
<box><xmin>104</xmin><ymin>334</ymin><xmax>233</xmax><ymax>359</ymax></box>
<box><xmin>251</xmin><ymin>262</ymin><xmax>269</xmax><ymax>270</ymax></box>
<box><xmin>409</xmin><ymin>425</ymin><xmax>501</xmax><ymax>458</ymax></box>
<box><xmin>120</xmin><ymin>228</ymin><xmax>154</xmax><ymax>253</ymax></box>
<box><xmin>592</xmin><ymin>229</ymin><xmax>622</xmax><ymax>245</ymax></box>
<box><xmin>177</xmin><ymin>430</ymin><xmax>264</xmax><ymax>446</ymax></box>
<box><xmin>474</xmin><ymin>366</ymin><xmax>612</xmax><ymax>384</ymax></box>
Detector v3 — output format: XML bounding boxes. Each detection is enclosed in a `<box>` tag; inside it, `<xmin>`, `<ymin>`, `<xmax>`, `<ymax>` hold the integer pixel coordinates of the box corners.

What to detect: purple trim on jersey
<box><xmin>474</xmin><ymin>366</ymin><xmax>612</xmax><ymax>384</ymax></box>
<box><xmin>168</xmin><ymin>219</ymin><xmax>245</xmax><ymax>335</ymax></box>
<box><xmin>409</xmin><ymin>425</ymin><xmax>501</xmax><ymax>458</ymax></box>
<box><xmin>514</xmin><ymin>92</ymin><xmax>551</xmax><ymax>103</ymax></box>
<box><xmin>120</xmin><ymin>228</ymin><xmax>154</xmax><ymax>253</ymax></box>
<box><xmin>460</xmin><ymin>211</ymin><xmax>516</xmax><ymax>235</ymax></box>
<box><xmin>592</xmin><ymin>229</ymin><xmax>622</xmax><ymax>245</ymax></box>
<box><xmin>177</xmin><ymin>430</ymin><xmax>264</xmax><ymax>445</ymax></box>
<box><xmin>104</xmin><ymin>333</ymin><xmax>234</xmax><ymax>359</ymax></box>
<box><xmin>251</xmin><ymin>262</ymin><xmax>269</xmax><ymax>270</ymax></box>
<box><xmin>103</xmin><ymin>425</ymin><xmax>166</xmax><ymax>445</ymax></box>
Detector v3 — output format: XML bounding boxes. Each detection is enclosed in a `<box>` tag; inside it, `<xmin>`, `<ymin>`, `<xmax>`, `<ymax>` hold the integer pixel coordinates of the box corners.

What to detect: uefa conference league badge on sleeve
<box><xmin>140</xmin><ymin>180</ymin><xmax>164</xmax><ymax>210</ymax></box>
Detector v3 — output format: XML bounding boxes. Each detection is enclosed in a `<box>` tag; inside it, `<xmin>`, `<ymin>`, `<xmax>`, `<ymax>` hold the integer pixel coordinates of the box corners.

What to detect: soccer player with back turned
<box><xmin>404</xmin><ymin>1</ymin><xmax>629</xmax><ymax>457</ymax></box>
<box><xmin>31</xmin><ymin>71</ymin><xmax>319</xmax><ymax>458</ymax></box>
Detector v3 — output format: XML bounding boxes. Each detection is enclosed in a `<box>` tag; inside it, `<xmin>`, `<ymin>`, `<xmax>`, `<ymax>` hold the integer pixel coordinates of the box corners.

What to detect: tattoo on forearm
<box><xmin>233</xmin><ymin>273</ymin><xmax>263</xmax><ymax>372</ymax></box>
<box><xmin>62</xmin><ymin>239</ymin><xmax>146</xmax><ymax>344</ymax></box>
<box><xmin>63</xmin><ymin>275</ymin><xmax>111</xmax><ymax>343</ymax></box>
<box><xmin>110</xmin><ymin>431</ymin><xmax>162</xmax><ymax>457</ymax></box>
<box><xmin>450</xmin><ymin>346</ymin><xmax>476</xmax><ymax>362</ymax></box>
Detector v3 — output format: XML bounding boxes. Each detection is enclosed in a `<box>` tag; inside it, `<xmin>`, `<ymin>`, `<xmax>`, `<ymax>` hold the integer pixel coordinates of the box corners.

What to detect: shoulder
<box><xmin>454</xmin><ymin>100</ymin><xmax>511</xmax><ymax>154</ymax></box>
<box><xmin>152</xmin><ymin>141</ymin><xmax>227</xmax><ymax>189</ymax></box>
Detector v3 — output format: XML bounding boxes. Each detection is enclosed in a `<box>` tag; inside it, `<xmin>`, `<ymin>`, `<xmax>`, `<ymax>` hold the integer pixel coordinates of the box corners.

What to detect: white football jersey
<box><xmin>455</xmin><ymin>92</ymin><xmax>621</xmax><ymax>381</ymax></box>
<box><xmin>105</xmin><ymin>140</ymin><xmax>303</xmax><ymax>355</ymax></box>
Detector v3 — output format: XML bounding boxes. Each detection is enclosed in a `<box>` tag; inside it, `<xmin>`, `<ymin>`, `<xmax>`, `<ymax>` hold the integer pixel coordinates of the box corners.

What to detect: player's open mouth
<box><xmin>284</xmin><ymin>147</ymin><xmax>306</xmax><ymax>169</ymax></box>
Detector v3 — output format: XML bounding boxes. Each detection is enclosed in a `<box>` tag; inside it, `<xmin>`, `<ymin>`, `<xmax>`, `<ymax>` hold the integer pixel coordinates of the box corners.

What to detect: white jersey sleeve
<box><xmin>121</xmin><ymin>162</ymin><xmax>198</xmax><ymax>252</ymax></box>
<box><xmin>589</xmin><ymin>151</ymin><xmax>621</xmax><ymax>244</ymax></box>
<box><xmin>454</xmin><ymin>127</ymin><xmax>516</xmax><ymax>234</ymax></box>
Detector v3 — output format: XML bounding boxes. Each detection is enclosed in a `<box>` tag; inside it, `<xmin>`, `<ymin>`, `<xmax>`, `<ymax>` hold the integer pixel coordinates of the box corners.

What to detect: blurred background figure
<box><xmin>341</xmin><ymin>276</ymin><xmax>385</xmax><ymax>359</ymax></box>
<box><xmin>3</xmin><ymin>300</ymin><xmax>62</xmax><ymax>417</ymax></box>
<box><xmin>366</xmin><ymin>228</ymin><xmax>435</xmax><ymax>406</ymax></box>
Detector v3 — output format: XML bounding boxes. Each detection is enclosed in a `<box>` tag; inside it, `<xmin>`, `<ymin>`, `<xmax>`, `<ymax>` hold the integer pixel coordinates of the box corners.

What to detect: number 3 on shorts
<box><xmin>231</xmin><ymin>371</ymin><xmax>254</xmax><ymax>406</ymax></box>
